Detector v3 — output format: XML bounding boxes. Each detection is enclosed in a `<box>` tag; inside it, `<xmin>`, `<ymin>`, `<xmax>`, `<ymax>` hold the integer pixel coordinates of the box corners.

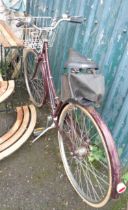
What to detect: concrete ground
<box><xmin>0</xmin><ymin>85</ymin><xmax>127</xmax><ymax>210</ymax></box>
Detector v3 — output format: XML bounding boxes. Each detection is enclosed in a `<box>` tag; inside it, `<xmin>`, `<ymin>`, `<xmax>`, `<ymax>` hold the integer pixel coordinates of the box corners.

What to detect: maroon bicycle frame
<box><xmin>39</xmin><ymin>41</ymin><xmax>63</xmax><ymax>118</ymax></box>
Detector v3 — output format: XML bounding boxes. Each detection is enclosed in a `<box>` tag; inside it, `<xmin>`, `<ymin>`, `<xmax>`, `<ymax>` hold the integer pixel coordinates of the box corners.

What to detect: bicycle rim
<box><xmin>58</xmin><ymin>102</ymin><xmax>114</xmax><ymax>208</ymax></box>
<box><xmin>23</xmin><ymin>49</ymin><xmax>46</xmax><ymax>107</ymax></box>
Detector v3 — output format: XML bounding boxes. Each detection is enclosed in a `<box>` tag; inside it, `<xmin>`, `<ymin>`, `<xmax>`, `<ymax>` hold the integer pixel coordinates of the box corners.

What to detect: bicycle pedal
<box><xmin>33</xmin><ymin>127</ymin><xmax>45</xmax><ymax>136</ymax></box>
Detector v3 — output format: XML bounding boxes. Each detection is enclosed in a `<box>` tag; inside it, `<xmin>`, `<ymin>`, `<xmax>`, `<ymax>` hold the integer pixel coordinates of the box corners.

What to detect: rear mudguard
<box><xmin>57</xmin><ymin>98</ymin><xmax>121</xmax><ymax>199</ymax></box>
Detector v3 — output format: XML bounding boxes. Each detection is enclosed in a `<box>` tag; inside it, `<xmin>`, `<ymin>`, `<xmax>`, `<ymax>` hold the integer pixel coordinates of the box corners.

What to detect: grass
<box><xmin>111</xmin><ymin>189</ymin><xmax>128</xmax><ymax>210</ymax></box>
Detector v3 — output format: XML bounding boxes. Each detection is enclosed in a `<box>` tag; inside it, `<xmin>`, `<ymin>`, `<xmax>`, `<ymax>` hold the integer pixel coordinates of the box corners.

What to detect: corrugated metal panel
<box><xmin>28</xmin><ymin>0</ymin><xmax>128</xmax><ymax>166</ymax></box>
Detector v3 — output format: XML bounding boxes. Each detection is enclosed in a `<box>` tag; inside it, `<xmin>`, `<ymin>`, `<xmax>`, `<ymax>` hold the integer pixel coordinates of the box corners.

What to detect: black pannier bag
<box><xmin>61</xmin><ymin>71</ymin><xmax>105</xmax><ymax>104</ymax></box>
<box><xmin>61</xmin><ymin>49</ymin><xmax>105</xmax><ymax>105</ymax></box>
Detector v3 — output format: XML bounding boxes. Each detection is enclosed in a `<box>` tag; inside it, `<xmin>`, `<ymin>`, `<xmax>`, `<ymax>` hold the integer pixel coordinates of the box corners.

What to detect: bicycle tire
<box><xmin>23</xmin><ymin>48</ymin><xmax>47</xmax><ymax>107</ymax></box>
<box><xmin>58</xmin><ymin>101</ymin><xmax>120</xmax><ymax>208</ymax></box>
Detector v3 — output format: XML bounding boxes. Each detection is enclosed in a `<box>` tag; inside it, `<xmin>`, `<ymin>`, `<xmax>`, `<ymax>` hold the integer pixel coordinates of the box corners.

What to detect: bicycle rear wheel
<box><xmin>58</xmin><ymin>101</ymin><xmax>120</xmax><ymax>208</ymax></box>
<box><xmin>23</xmin><ymin>48</ymin><xmax>47</xmax><ymax>107</ymax></box>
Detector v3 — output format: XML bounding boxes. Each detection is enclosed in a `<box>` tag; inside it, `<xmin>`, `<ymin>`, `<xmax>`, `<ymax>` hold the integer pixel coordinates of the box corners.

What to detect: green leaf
<box><xmin>122</xmin><ymin>171</ymin><xmax>128</xmax><ymax>184</ymax></box>
<box><xmin>88</xmin><ymin>145</ymin><xmax>105</xmax><ymax>162</ymax></box>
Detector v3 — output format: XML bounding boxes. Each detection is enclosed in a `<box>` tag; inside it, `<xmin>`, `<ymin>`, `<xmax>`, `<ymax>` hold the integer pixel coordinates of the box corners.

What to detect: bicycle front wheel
<box><xmin>58</xmin><ymin>101</ymin><xmax>120</xmax><ymax>208</ymax></box>
<box><xmin>23</xmin><ymin>48</ymin><xmax>47</xmax><ymax>107</ymax></box>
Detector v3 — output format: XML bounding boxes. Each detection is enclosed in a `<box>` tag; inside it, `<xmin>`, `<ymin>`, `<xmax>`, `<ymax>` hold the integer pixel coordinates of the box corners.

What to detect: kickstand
<box><xmin>31</xmin><ymin>115</ymin><xmax>56</xmax><ymax>144</ymax></box>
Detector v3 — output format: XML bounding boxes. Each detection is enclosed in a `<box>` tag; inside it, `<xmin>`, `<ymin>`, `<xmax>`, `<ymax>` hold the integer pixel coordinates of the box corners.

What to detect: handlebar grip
<box><xmin>16</xmin><ymin>21</ymin><xmax>25</xmax><ymax>27</ymax></box>
<box><xmin>69</xmin><ymin>16</ymin><xmax>85</xmax><ymax>23</ymax></box>
<box><xmin>16</xmin><ymin>20</ymin><xmax>33</xmax><ymax>28</ymax></box>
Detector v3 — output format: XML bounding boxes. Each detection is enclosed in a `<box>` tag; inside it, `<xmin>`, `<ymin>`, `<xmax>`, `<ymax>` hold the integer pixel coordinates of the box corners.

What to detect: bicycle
<box><xmin>16</xmin><ymin>14</ymin><xmax>126</xmax><ymax>208</ymax></box>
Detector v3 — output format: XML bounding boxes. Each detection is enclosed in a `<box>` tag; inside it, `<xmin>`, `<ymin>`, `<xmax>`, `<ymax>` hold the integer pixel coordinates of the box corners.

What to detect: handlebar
<box><xmin>16</xmin><ymin>14</ymin><xmax>86</xmax><ymax>31</ymax></box>
<box><xmin>69</xmin><ymin>16</ymin><xmax>86</xmax><ymax>23</ymax></box>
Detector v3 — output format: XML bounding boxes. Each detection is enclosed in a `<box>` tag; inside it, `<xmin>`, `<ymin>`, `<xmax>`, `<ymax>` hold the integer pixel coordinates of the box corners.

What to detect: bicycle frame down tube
<box><xmin>43</xmin><ymin>42</ymin><xmax>59</xmax><ymax>115</ymax></box>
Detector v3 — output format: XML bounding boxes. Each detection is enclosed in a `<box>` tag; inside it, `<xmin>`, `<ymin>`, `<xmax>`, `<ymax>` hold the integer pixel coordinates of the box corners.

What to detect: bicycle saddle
<box><xmin>65</xmin><ymin>49</ymin><xmax>98</xmax><ymax>69</ymax></box>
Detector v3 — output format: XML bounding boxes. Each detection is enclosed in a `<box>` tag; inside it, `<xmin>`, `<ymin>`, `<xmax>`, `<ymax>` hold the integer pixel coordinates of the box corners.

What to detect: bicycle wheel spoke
<box><xmin>82</xmin><ymin>160</ymin><xmax>109</xmax><ymax>186</ymax></box>
<box><xmin>86</xmin><ymin>160</ymin><xmax>107</xmax><ymax>193</ymax></box>
<box><xmin>94</xmin><ymin>158</ymin><xmax>108</xmax><ymax>170</ymax></box>
<box><xmin>81</xmin><ymin>160</ymin><xmax>92</xmax><ymax>200</ymax></box>
<box><xmin>89</xmin><ymin>161</ymin><xmax>108</xmax><ymax>180</ymax></box>
<box><xmin>89</xmin><ymin>132</ymin><xmax>98</xmax><ymax>141</ymax></box>
<box><xmin>63</xmin><ymin>112</ymin><xmax>79</xmax><ymax>148</ymax></box>
<box><xmin>31</xmin><ymin>79</ymin><xmax>44</xmax><ymax>92</ymax></box>
<box><xmin>76</xmin><ymin>160</ymin><xmax>84</xmax><ymax>192</ymax></box>
<box><xmin>89</xmin><ymin>162</ymin><xmax>107</xmax><ymax>195</ymax></box>
<box><xmin>82</xmin><ymin>160</ymin><xmax>105</xmax><ymax>201</ymax></box>
<box><xmin>81</xmin><ymin>115</ymin><xmax>91</xmax><ymax>140</ymax></box>
<box><xmin>29</xmin><ymin>81</ymin><xmax>43</xmax><ymax>102</ymax></box>
<box><xmin>80</xmin><ymin>161</ymin><xmax>100</xmax><ymax>201</ymax></box>
<box><xmin>71</xmin><ymin>109</ymin><xmax>84</xmax><ymax>147</ymax></box>
<box><xmin>86</xmin><ymin>125</ymin><xmax>95</xmax><ymax>138</ymax></box>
